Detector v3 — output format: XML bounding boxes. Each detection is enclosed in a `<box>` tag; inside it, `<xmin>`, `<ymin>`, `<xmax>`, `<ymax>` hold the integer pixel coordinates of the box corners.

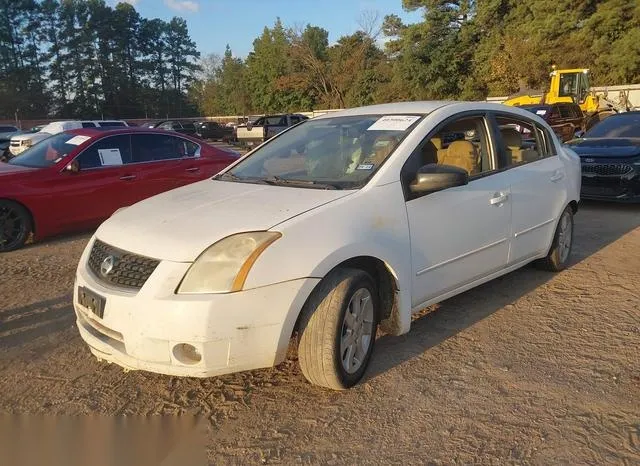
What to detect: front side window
<box><xmin>76</xmin><ymin>135</ymin><xmax>132</xmax><ymax>169</ymax></box>
<box><xmin>495</xmin><ymin>116</ymin><xmax>547</xmax><ymax>167</ymax></box>
<box><xmin>220</xmin><ymin>114</ymin><xmax>423</xmax><ymax>189</ymax></box>
<box><xmin>7</xmin><ymin>132</ymin><xmax>86</xmax><ymax>168</ymax></box>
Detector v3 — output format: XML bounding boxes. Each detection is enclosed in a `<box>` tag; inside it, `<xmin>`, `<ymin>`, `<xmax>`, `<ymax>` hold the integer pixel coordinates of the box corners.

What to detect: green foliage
<box><xmin>0</xmin><ymin>0</ymin><xmax>201</xmax><ymax>119</ymax></box>
<box><xmin>1</xmin><ymin>0</ymin><xmax>639</xmax><ymax>119</ymax></box>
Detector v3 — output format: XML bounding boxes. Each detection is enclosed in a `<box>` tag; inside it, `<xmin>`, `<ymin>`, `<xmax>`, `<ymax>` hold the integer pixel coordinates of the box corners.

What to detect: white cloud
<box><xmin>164</xmin><ymin>0</ymin><xmax>200</xmax><ymax>13</ymax></box>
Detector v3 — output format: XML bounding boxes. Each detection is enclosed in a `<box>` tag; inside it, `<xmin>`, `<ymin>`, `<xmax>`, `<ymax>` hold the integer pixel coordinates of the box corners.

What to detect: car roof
<box><xmin>313</xmin><ymin>100</ymin><xmax>546</xmax><ymax>120</ymax></box>
<box><xmin>63</xmin><ymin>127</ymin><xmax>200</xmax><ymax>138</ymax></box>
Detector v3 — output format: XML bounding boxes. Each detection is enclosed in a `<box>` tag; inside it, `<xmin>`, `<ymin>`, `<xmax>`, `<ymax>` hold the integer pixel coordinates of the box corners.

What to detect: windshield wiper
<box><xmin>262</xmin><ymin>176</ymin><xmax>340</xmax><ymax>190</ymax></box>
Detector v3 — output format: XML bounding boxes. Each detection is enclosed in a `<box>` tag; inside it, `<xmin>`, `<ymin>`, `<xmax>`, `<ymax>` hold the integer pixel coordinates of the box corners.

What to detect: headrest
<box><xmin>430</xmin><ymin>137</ymin><xmax>442</xmax><ymax>149</ymax></box>
<box><xmin>501</xmin><ymin>127</ymin><xmax>522</xmax><ymax>148</ymax></box>
<box><xmin>447</xmin><ymin>140</ymin><xmax>477</xmax><ymax>158</ymax></box>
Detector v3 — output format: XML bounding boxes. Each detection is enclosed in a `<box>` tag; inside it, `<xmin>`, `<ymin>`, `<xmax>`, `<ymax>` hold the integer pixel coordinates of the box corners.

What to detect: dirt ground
<box><xmin>0</xmin><ymin>201</ymin><xmax>638</xmax><ymax>465</ymax></box>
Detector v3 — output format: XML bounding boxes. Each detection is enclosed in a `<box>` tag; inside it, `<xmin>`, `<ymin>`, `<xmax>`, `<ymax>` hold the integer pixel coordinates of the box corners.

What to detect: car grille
<box><xmin>88</xmin><ymin>239</ymin><xmax>160</xmax><ymax>290</ymax></box>
<box><xmin>581</xmin><ymin>163</ymin><xmax>634</xmax><ymax>177</ymax></box>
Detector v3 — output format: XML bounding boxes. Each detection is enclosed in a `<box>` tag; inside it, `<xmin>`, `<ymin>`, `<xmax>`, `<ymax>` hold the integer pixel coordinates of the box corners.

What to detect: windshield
<box><xmin>584</xmin><ymin>114</ymin><xmax>640</xmax><ymax>138</ymax></box>
<box><xmin>8</xmin><ymin>132</ymin><xmax>85</xmax><ymax>168</ymax></box>
<box><xmin>220</xmin><ymin>114</ymin><xmax>422</xmax><ymax>189</ymax></box>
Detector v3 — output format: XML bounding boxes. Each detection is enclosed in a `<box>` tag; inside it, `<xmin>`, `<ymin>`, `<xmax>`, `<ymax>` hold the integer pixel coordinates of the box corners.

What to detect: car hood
<box><xmin>0</xmin><ymin>131</ymin><xmax>21</xmax><ymax>140</ymax></box>
<box><xmin>567</xmin><ymin>138</ymin><xmax>640</xmax><ymax>159</ymax></box>
<box><xmin>95</xmin><ymin>179</ymin><xmax>355</xmax><ymax>262</ymax></box>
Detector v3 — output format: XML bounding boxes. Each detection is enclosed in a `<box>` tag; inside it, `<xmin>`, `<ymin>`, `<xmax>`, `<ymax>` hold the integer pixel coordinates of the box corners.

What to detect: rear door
<box><xmin>50</xmin><ymin>134</ymin><xmax>137</xmax><ymax>229</ymax></box>
<box><xmin>491</xmin><ymin>112</ymin><xmax>567</xmax><ymax>265</ymax></box>
<box><xmin>130</xmin><ymin>133</ymin><xmax>187</xmax><ymax>200</ymax></box>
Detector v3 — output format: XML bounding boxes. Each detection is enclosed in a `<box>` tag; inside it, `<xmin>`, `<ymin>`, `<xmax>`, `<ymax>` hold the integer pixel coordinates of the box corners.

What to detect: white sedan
<box><xmin>73</xmin><ymin>101</ymin><xmax>581</xmax><ymax>390</ymax></box>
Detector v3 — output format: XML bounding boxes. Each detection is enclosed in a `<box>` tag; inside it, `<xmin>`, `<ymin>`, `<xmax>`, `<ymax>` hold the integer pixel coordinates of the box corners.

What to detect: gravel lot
<box><xmin>0</xmin><ymin>201</ymin><xmax>638</xmax><ymax>465</ymax></box>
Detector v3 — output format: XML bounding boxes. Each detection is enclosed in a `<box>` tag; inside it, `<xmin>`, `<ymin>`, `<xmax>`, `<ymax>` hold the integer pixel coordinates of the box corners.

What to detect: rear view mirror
<box><xmin>246</xmin><ymin>122</ymin><xmax>253</xmax><ymax>131</ymax></box>
<box><xmin>409</xmin><ymin>164</ymin><xmax>468</xmax><ymax>195</ymax></box>
<box><xmin>65</xmin><ymin>160</ymin><xmax>80</xmax><ymax>173</ymax></box>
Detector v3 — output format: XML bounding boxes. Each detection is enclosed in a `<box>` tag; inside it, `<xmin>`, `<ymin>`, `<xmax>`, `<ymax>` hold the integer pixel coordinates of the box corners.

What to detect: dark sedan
<box><xmin>566</xmin><ymin>112</ymin><xmax>640</xmax><ymax>202</ymax></box>
<box><xmin>195</xmin><ymin>121</ymin><xmax>234</xmax><ymax>141</ymax></box>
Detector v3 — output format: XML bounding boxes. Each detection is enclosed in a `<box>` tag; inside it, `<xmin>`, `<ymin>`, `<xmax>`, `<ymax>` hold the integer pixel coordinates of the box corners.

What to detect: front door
<box><xmin>50</xmin><ymin>134</ymin><xmax>137</xmax><ymax>230</ymax></box>
<box><xmin>404</xmin><ymin>114</ymin><xmax>512</xmax><ymax>308</ymax></box>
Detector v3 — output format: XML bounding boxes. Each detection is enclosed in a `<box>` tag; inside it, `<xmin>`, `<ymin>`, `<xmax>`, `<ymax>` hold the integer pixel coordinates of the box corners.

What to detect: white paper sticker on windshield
<box><xmin>66</xmin><ymin>135</ymin><xmax>91</xmax><ymax>146</ymax></box>
<box><xmin>356</xmin><ymin>163</ymin><xmax>374</xmax><ymax>170</ymax></box>
<box><xmin>98</xmin><ymin>148</ymin><xmax>123</xmax><ymax>166</ymax></box>
<box><xmin>535</xmin><ymin>110</ymin><xmax>547</xmax><ymax>116</ymax></box>
<box><xmin>367</xmin><ymin>115</ymin><xmax>420</xmax><ymax>131</ymax></box>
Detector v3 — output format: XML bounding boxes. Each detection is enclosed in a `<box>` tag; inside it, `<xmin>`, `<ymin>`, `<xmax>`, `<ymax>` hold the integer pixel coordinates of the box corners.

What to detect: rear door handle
<box><xmin>550</xmin><ymin>170</ymin><xmax>565</xmax><ymax>182</ymax></box>
<box><xmin>185</xmin><ymin>167</ymin><xmax>200</xmax><ymax>172</ymax></box>
<box><xmin>119</xmin><ymin>175</ymin><xmax>136</xmax><ymax>181</ymax></box>
<box><xmin>490</xmin><ymin>192</ymin><xmax>509</xmax><ymax>205</ymax></box>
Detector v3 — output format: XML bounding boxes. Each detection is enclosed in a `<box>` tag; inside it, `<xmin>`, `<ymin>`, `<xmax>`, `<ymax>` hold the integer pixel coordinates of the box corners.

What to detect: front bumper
<box><xmin>74</xmin><ymin>251</ymin><xmax>319</xmax><ymax>378</ymax></box>
<box><xmin>580</xmin><ymin>164</ymin><xmax>640</xmax><ymax>202</ymax></box>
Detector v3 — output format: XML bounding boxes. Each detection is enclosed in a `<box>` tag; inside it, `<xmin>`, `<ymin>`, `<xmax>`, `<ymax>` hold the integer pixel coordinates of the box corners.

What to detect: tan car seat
<box><xmin>501</xmin><ymin>128</ymin><xmax>539</xmax><ymax>164</ymax></box>
<box><xmin>430</xmin><ymin>137</ymin><xmax>448</xmax><ymax>164</ymax></box>
<box><xmin>370</xmin><ymin>134</ymin><xmax>400</xmax><ymax>165</ymax></box>
<box><xmin>441</xmin><ymin>140</ymin><xmax>480</xmax><ymax>174</ymax></box>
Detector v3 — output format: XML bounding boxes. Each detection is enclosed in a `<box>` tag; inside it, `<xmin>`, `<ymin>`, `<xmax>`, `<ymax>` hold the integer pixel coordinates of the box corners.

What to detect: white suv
<box><xmin>9</xmin><ymin>120</ymin><xmax>128</xmax><ymax>156</ymax></box>
<box><xmin>74</xmin><ymin>101</ymin><xmax>581</xmax><ymax>390</ymax></box>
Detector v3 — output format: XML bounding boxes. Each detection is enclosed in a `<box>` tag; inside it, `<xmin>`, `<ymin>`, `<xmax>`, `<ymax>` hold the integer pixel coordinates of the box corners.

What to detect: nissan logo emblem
<box><xmin>100</xmin><ymin>256</ymin><xmax>115</xmax><ymax>276</ymax></box>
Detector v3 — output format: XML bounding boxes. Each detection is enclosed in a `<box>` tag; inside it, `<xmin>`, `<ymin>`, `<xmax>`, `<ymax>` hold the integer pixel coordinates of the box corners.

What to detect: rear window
<box><xmin>520</xmin><ymin>106</ymin><xmax>552</xmax><ymax>118</ymax></box>
<box><xmin>0</xmin><ymin>126</ymin><xmax>18</xmax><ymax>132</ymax></box>
<box><xmin>98</xmin><ymin>121</ymin><xmax>126</xmax><ymax>127</ymax></box>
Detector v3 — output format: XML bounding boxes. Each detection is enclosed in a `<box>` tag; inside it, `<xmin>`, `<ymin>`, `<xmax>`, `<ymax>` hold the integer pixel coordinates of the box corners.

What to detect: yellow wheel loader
<box><xmin>502</xmin><ymin>66</ymin><xmax>630</xmax><ymax>131</ymax></box>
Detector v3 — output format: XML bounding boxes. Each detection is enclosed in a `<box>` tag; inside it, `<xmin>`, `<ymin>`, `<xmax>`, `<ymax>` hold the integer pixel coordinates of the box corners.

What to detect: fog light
<box><xmin>172</xmin><ymin>343</ymin><xmax>202</xmax><ymax>365</ymax></box>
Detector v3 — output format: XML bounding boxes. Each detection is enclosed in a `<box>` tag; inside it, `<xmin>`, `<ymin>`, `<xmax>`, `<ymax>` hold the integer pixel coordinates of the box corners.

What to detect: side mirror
<box><xmin>65</xmin><ymin>160</ymin><xmax>80</xmax><ymax>173</ymax></box>
<box><xmin>409</xmin><ymin>164</ymin><xmax>468</xmax><ymax>195</ymax></box>
<box><xmin>574</xmin><ymin>130</ymin><xmax>585</xmax><ymax>139</ymax></box>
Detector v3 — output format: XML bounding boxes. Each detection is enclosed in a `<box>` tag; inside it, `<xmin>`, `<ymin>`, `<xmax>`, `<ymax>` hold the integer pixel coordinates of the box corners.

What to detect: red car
<box><xmin>0</xmin><ymin>127</ymin><xmax>240</xmax><ymax>251</ymax></box>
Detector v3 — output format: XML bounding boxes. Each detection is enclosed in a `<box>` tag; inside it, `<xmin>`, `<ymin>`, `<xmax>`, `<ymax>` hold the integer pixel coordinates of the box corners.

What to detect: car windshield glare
<box><xmin>223</xmin><ymin>114</ymin><xmax>422</xmax><ymax>189</ymax></box>
<box><xmin>8</xmin><ymin>132</ymin><xmax>83</xmax><ymax>168</ymax></box>
<box><xmin>585</xmin><ymin>115</ymin><xmax>640</xmax><ymax>138</ymax></box>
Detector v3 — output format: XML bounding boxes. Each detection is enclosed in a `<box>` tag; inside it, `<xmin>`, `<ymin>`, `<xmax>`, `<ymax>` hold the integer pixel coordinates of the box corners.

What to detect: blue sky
<box><xmin>113</xmin><ymin>0</ymin><xmax>423</xmax><ymax>58</ymax></box>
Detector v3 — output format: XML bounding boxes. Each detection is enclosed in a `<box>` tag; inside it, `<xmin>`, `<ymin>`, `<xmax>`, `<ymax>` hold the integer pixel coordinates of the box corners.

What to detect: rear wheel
<box><xmin>535</xmin><ymin>206</ymin><xmax>573</xmax><ymax>272</ymax></box>
<box><xmin>0</xmin><ymin>200</ymin><xmax>32</xmax><ymax>252</ymax></box>
<box><xmin>297</xmin><ymin>268</ymin><xmax>378</xmax><ymax>390</ymax></box>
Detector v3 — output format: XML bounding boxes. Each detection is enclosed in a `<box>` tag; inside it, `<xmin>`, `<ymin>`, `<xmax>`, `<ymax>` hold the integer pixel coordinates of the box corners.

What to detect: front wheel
<box><xmin>298</xmin><ymin>268</ymin><xmax>378</xmax><ymax>390</ymax></box>
<box><xmin>535</xmin><ymin>206</ymin><xmax>574</xmax><ymax>272</ymax></box>
<box><xmin>0</xmin><ymin>200</ymin><xmax>32</xmax><ymax>252</ymax></box>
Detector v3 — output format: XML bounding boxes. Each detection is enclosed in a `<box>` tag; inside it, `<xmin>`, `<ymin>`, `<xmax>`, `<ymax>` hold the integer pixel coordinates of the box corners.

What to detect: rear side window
<box><xmin>494</xmin><ymin>116</ymin><xmax>546</xmax><ymax>167</ymax></box>
<box><xmin>182</xmin><ymin>122</ymin><xmax>196</xmax><ymax>130</ymax></box>
<box><xmin>77</xmin><ymin>135</ymin><xmax>132</xmax><ymax>169</ymax></box>
<box><xmin>559</xmin><ymin>105</ymin><xmax>573</xmax><ymax>118</ymax></box>
<box><xmin>131</xmin><ymin>134</ymin><xmax>198</xmax><ymax>162</ymax></box>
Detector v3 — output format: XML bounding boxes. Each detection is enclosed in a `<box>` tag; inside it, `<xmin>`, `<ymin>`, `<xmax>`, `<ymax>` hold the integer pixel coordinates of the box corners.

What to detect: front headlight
<box><xmin>176</xmin><ymin>231</ymin><xmax>281</xmax><ymax>294</ymax></box>
<box><xmin>22</xmin><ymin>139</ymin><xmax>32</xmax><ymax>147</ymax></box>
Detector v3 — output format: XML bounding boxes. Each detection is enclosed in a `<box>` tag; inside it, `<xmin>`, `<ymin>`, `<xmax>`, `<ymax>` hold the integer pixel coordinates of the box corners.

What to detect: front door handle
<box><xmin>119</xmin><ymin>175</ymin><xmax>136</xmax><ymax>181</ymax></box>
<box><xmin>490</xmin><ymin>192</ymin><xmax>509</xmax><ymax>205</ymax></box>
<box><xmin>185</xmin><ymin>167</ymin><xmax>200</xmax><ymax>172</ymax></box>
<box><xmin>550</xmin><ymin>170</ymin><xmax>565</xmax><ymax>182</ymax></box>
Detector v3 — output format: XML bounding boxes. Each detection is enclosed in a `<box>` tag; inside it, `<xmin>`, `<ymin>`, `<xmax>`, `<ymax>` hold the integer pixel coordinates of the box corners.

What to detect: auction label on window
<box><xmin>66</xmin><ymin>135</ymin><xmax>92</xmax><ymax>145</ymax></box>
<box><xmin>367</xmin><ymin>115</ymin><xmax>420</xmax><ymax>131</ymax></box>
<box><xmin>98</xmin><ymin>148</ymin><xmax>123</xmax><ymax>166</ymax></box>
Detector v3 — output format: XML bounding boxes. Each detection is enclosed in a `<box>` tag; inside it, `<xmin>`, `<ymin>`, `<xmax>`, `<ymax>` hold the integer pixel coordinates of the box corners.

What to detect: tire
<box><xmin>535</xmin><ymin>206</ymin><xmax>574</xmax><ymax>272</ymax></box>
<box><xmin>297</xmin><ymin>268</ymin><xmax>379</xmax><ymax>390</ymax></box>
<box><xmin>0</xmin><ymin>200</ymin><xmax>32</xmax><ymax>252</ymax></box>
